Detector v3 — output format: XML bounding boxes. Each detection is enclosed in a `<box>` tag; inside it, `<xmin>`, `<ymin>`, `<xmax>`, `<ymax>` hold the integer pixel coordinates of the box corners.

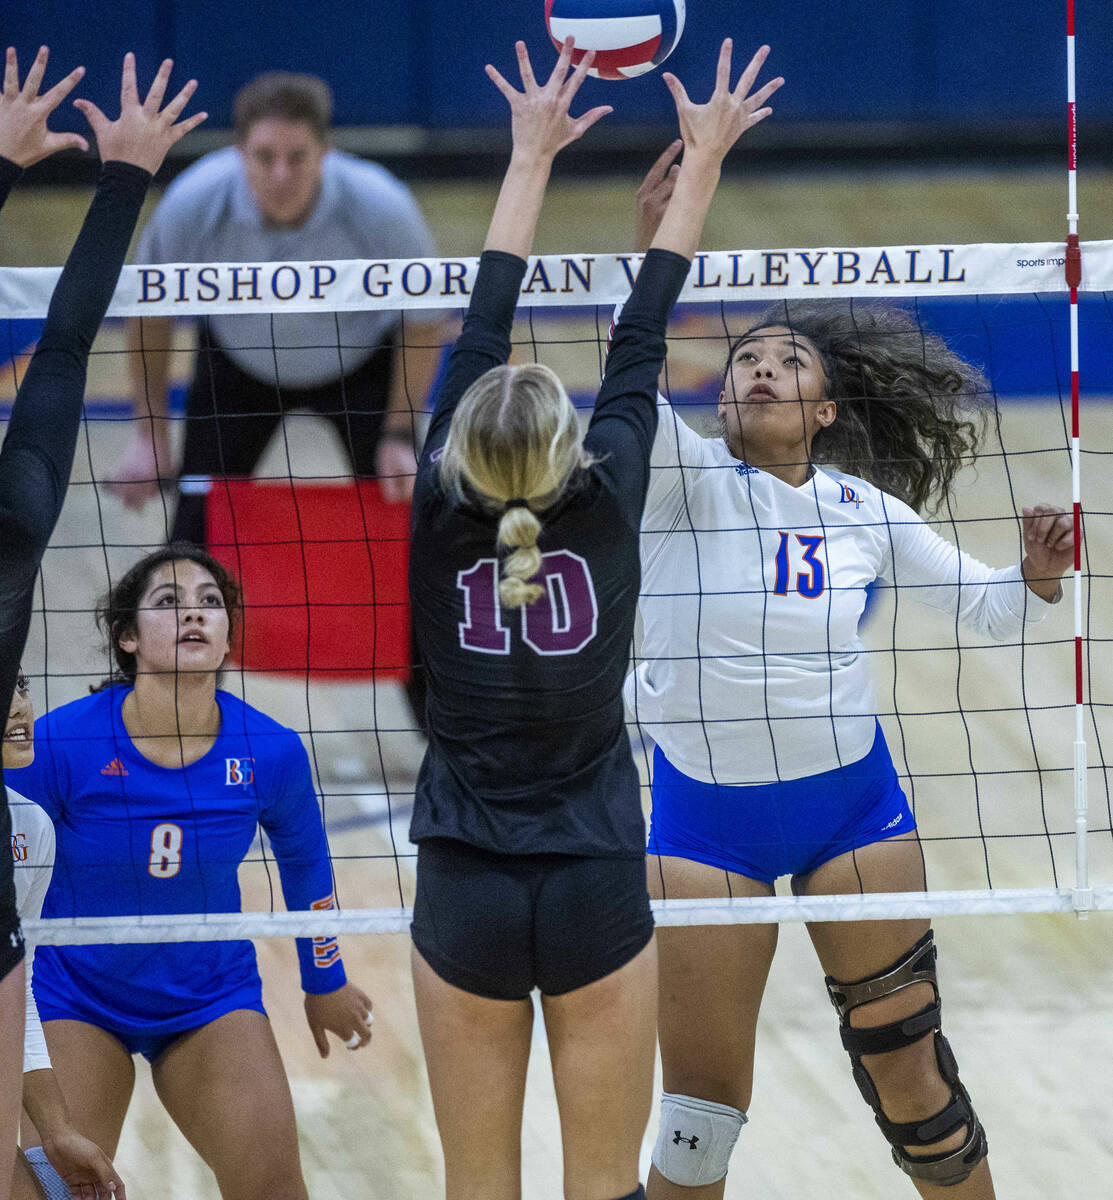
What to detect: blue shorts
<box><xmin>648</xmin><ymin>723</ymin><xmax>915</xmax><ymax>885</ymax></box>
<box><xmin>38</xmin><ymin>985</ymin><xmax>266</xmax><ymax>1064</ymax></box>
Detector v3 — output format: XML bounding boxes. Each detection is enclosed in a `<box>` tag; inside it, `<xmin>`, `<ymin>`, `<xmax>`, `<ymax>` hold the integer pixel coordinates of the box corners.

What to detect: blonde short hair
<box><xmin>440</xmin><ymin>363</ymin><xmax>592</xmax><ymax>608</ymax></box>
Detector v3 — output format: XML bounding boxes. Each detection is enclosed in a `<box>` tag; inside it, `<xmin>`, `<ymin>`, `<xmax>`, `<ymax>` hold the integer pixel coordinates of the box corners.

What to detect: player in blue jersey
<box><xmin>407</xmin><ymin>38</ymin><xmax>783</xmax><ymax>1200</ymax></box>
<box><xmin>8</xmin><ymin>545</ymin><xmax>372</xmax><ymax>1200</ymax></box>
<box><xmin>628</xmin><ymin>153</ymin><xmax>1076</xmax><ymax>1199</ymax></box>
<box><xmin>6</xmin><ymin>669</ymin><xmax>126</xmax><ymax>1200</ymax></box>
<box><xmin>0</xmin><ymin>48</ymin><xmax>205</xmax><ymax>1200</ymax></box>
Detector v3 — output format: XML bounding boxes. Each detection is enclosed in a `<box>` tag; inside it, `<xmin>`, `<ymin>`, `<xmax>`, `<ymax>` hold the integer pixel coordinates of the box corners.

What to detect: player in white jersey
<box><xmin>629</xmin><ymin>147</ymin><xmax>1076</xmax><ymax>1200</ymax></box>
<box><xmin>5</xmin><ymin>669</ymin><xmax>124</xmax><ymax>1199</ymax></box>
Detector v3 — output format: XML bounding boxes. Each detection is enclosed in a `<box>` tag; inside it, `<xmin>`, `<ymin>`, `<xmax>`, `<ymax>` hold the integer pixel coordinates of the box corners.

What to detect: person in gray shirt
<box><xmin>108</xmin><ymin>71</ymin><xmax>445</xmax><ymax>541</ymax></box>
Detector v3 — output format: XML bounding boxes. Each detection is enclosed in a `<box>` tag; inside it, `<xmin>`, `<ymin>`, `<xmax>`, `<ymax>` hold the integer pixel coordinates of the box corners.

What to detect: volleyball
<box><xmin>545</xmin><ymin>0</ymin><xmax>686</xmax><ymax>80</ymax></box>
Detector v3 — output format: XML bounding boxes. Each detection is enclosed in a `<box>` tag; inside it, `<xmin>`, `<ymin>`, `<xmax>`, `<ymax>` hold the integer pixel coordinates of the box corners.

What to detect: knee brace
<box><xmin>826</xmin><ymin>929</ymin><xmax>988</xmax><ymax>1188</ymax></box>
<box><xmin>651</xmin><ymin>1092</ymin><xmax>747</xmax><ymax>1187</ymax></box>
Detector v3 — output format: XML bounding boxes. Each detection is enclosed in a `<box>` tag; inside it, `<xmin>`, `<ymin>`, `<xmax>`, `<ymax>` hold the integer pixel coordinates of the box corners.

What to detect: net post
<box><xmin>1065</xmin><ymin>0</ymin><xmax>1089</xmax><ymax>919</ymax></box>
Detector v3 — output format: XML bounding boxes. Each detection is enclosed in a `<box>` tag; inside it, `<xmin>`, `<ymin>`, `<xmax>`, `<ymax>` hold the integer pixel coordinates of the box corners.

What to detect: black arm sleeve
<box><xmin>584</xmin><ymin>248</ymin><xmax>691</xmax><ymax>527</ymax></box>
<box><xmin>0</xmin><ymin>160</ymin><xmax>151</xmax><ymax>719</ymax></box>
<box><xmin>0</xmin><ymin>156</ymin><xmax>23</xmax><ymax>212</ymax></box>
<box><xmin>419</xmin><ymin>249</ymin><xmax>528</xmax><ymax>470</ymax></box>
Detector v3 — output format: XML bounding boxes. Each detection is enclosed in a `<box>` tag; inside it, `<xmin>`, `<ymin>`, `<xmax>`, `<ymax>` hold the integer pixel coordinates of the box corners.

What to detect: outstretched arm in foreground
<box><xmin>0</xmin><ymin>45</ymin><xmax>89</xmax><ymax>209</ymax></box>
<box><xmin>0</xmin><ymin>53</ymin><xmax>206</xmax><ymax>712</ymax></box>
<box><xmin>423</xmin><ymin>39</ymin><xmax>610</xmax><ymax>455</ymax></box>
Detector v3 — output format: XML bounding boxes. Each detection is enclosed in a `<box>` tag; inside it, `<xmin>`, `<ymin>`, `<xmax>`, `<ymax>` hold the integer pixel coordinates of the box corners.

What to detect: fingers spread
<box><xmin>547</xmin><ymin>36</ymin><xmax>573</xmax><ymax>88</ymax></box>
<box><xmin>121</xmin><ymin>51</ymin><xmax>138</xmax><ymax>107</ymax></box>
<box><xmin>485</xmin><ymin>63</ymin><xmax>518</xmax><ymax>101</ymax></box>
<box><xmin>735</xmin><ymin>44</ymin><xmax>771</xmax><ymax>98</ymax></box>
<box><xmin>4</xmin><ymin>48</ymin><xmax>19</xmax><ymax>96</ymax></box>
<box><xmin>573</xmin><ymin>104</ymin><xmax>612</xmax><ymax>137</ymax></box>
<box><xmin>169</xmin><ymin>109</ymin><xmax>207</xmax><ymax>142</ymax></box>
<box><xmin>163</xmin><ymin>77</ymin><xmax>199</xmax><ymax>122</ymax></box>
<box><xmin>41</xmin><ymin>64</ymin><xmax>86</xmax><ymax>111</ymax></box>
<box><xmin>645</xmin><ymin>138</ymin><xmax>684</xmax><ymax>184</ymax></box>
<box><xmin>562</xmin><ymin>45</ymin><xmax>595</xmax><ymax>99</ymax></box>
<box><xmin>23</xmin><ymin>45</ymin><xmax>48</xmax><ymax>97</ymax></box>
<box><xmin>145</xmin><ymin>58</ymin><xmax>174</xmax><ymax>111</ymax></box>
<box><xmin>73</xmin><ymin>97</ymin><xmax>107</xmax><ymax>132</ymax></box>
<box><xmin>516</xmin><ymin>40</ymin><xmax>538</xmax><ymax>90</ymax></box>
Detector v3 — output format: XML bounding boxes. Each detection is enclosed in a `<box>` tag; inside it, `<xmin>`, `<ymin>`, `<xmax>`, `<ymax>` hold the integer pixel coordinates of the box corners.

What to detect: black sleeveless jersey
<box><xmin>408</xmin><ymin>247</ymin><xmax>690</xmax><ymax>858</ymax></box>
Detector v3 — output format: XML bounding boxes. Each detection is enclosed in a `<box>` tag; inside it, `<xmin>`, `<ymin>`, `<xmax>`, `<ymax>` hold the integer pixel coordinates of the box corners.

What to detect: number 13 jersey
<box><xmin>626</xmin><ymin>396</ymin><xmax>1055</xmax><ymax>787</ymax></box>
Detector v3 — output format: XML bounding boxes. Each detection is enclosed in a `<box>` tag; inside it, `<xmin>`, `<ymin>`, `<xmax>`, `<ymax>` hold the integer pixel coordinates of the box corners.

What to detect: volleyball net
<box><xmin>3</xmin><ymin>238</ymin><xmax>1113</xmax><ymax>945</ymax></box>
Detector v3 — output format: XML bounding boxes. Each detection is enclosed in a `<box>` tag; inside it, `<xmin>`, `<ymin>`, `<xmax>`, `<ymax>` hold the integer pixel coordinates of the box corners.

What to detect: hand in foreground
<box><xmin>73</xmin><ymin>53</ymin><xmax>206</xmax><ymax>175</ymax></box>
<box><xmin>375</xmin><ymin>436</ymin><xmax>418</xmax><ymax>503</ymax></box>
<box><xmin>104</xmin><ymin>427</ymin><xmax>171</xmax><ymax>510</ymax></box>
<box><xmin>486</xmin><ymin>38</ymin><xmax>612</xmax><ymax>163</ymax></box>
<box><xmin>662</xmin><ymin>40</ymin><xmax>783</xmax><ymax>166</ymax></box>
<box><xmin>1021</xmin><ymin>503</ymin><xmax>1076</xmax><ymax>601</ymax></box>
<box><xmin>0</xmin><ymin>45</ymin><xmax>89</xmax><ymax>166</ymax></box>
<box><xmin>40</xmin><ymin>1124</ymin><xmax>126</xmax><ymax>1200</ymax></box>
<box><xmin>634</xmin><ymin>139</ymin><xmax>683</xmax><ymax>253</ymax></box>
<box><xmin>305</xmin><ymin>982</ymin><xmax>374</xmax><ymax>1058</ymax></box>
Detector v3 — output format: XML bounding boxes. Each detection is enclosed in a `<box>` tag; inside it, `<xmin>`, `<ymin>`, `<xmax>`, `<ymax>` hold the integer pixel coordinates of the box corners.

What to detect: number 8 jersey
<box><xmin>6</xmin><ymin>686</ymin><xmax>345</xmax><ymax>1035</ymax></box>
<box><xmin>408</xmin><ymin>248</ymin><xmax>692</xmax><ymax>860</ymax></box>
<box><xmin>625</xmin><ymin>394</ymin><xmax>1056</xmax><ymax>787</ymax></box>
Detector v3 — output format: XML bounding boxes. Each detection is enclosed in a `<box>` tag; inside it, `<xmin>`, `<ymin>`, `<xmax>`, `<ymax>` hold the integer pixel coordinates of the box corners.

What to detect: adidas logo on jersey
<box><xmin>734</xmin><ymin>463</ymin><xmax>759</xmax><ymax>477</ymax></box>
<box><xmin>100</xmin><ymin>758</ymin><xmax>128</xmax><ymax>776</ymax></box>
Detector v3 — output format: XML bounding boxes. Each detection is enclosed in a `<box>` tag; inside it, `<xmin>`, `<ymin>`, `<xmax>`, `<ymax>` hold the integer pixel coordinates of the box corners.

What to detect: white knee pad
<box><xmin>651</xmin><ymin>1091</ymin><xmax>747</xmax><ymax>1187</ymax></box>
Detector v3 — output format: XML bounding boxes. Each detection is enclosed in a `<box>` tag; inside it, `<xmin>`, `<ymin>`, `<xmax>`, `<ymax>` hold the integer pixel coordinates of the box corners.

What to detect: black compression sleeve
<box><xmin>420</xmin><ymin>250</ymin><xmax>527</xmax><ymax>463</ymax></box>
<box><xmin>0</xmin><ymin>159</ymin><xmax>151</xmax><ymax>719</ymax></box>
<box><xmin>0</xmin><ymin>156</ymin><xmax>23</xmax><ymax>212</ymax></box>
<box><xmin>584</xmin><ymin>249</ymin><xmax>692</xmax><ymax>527</ymax></box>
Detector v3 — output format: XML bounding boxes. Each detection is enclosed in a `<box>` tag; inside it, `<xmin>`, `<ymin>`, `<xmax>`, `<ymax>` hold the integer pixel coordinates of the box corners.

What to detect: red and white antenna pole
<box><xmin>1066</xmin><ymin>0</ymin><xmax>1090</xmax><ymax>915</ymax></box>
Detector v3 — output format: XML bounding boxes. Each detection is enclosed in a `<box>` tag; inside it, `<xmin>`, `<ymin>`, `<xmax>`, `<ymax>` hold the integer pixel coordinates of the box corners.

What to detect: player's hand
<box><xmin>103</xmin><ymin>427</ymin><xmax>171</xmax><ymax>511</ymax></box>
<box><xmin>39</xmin><ymin>1124</ymin><xmax>126</xmax><ymax>1200</ymax></box>
<box><xmin>73</xmin><ymin>53</ymin><xmax>206</xmax><ymax>176</ymax></box>
<box><xmin>635</xmin><ymin>139</ymin><xmax>683</xmax><ymax>253</ymax></box>
<box><xmin>662</xmin><ymin>41</ymin><xmax>783</xmax><ymax>167</ymax></box>
<box><xmin>375</xmin><ymin>436</ymin><xmax>417</xmax><ymax>503</ymax></box>
<box><xmin>304</xmin><ymin>982</ymin><xmax>373</xmax><ymax>1058</ymax></box>
<box><xmin>486</xmin><ymin>38</ymin><xmax>612</xmax><ymax>163</ymax></box>
<box><xmin>1021</xmin><ymin>503</ymin><xmax>1076</xmax><ymax>601</ymax></box>
<box><xmin>0</xmin><ymin>46</ymin><xmax>89</xmax><ymax>167</ymax></box>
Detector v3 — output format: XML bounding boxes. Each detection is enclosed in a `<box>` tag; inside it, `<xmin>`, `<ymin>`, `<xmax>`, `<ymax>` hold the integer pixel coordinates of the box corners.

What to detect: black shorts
<box><xmin>411</xmin><ymin>838</ymin><xmax>654</xmax><ymax>1001</ymax></box>
<box><xmin>0</xmin><ymin>801</ymin><xmax>26</xmax><ymax>982</ymax></box>
<box><xmin>171</xmin><ymin>322</ymin><xmax>396</xmax><ymax>545</ymax></box>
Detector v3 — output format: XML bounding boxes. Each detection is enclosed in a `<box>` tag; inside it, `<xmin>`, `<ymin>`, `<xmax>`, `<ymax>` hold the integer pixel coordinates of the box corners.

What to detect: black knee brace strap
<box><xmin>825</xmin><ymin>930</ymin><xmax>989</xmax><ymax>1188</ymax></box>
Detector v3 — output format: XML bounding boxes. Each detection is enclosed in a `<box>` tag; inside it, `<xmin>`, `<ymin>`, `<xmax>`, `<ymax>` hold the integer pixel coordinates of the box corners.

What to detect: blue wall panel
<box><xmin>1</xmin><ymin>0</ymin><xmax>1110</xmax><ymax>132</ymax></box>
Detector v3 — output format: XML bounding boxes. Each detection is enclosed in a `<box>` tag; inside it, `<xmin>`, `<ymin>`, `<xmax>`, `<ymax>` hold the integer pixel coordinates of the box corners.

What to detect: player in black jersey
<box><xmin>0</xmin><ymin>47</ymin><xmax>205</xmax><ymax>1198</ymax></box>
<box><xmin>407</xmin><ymin>38</ymin><xmax>783</xmax><ymax>1200</ymax></box>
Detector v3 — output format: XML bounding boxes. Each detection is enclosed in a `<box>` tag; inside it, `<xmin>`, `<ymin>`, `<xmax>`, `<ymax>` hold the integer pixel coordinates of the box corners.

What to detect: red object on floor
<box><xmin>206</xmin><ymin>479</ymin><xmax>411</xmax><ymax>681</ymax></box>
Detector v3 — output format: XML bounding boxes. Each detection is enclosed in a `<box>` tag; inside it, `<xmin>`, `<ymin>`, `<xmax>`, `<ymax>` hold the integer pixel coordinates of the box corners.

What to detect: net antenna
<box><xmin>1065</xmin><ymin>0</ymin><xmax>1090</xmax><ymax>917</ymax></box>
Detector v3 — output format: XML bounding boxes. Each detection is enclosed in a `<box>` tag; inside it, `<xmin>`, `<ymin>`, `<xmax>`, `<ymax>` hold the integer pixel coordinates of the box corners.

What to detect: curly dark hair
<box><xmin>724</xmin><ymin>300</ymin><xmax>991</xmax><ymax>514</ymax></box>
<box><xmin>91</xmin><ymin>544</ymin><xmax>242</xmax><ymax>692</ymax></box>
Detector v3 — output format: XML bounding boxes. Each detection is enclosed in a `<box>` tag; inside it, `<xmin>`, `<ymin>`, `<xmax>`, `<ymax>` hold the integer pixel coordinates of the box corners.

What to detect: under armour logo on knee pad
<box><xmin>672</xmin><ymin>1132</ymin><xmax>699</xmax><ymax>1149</ymax></box>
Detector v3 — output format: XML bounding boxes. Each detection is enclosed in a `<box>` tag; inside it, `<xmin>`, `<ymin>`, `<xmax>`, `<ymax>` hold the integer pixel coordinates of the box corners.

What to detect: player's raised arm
<box><xmin>649</xmin><ymin>41</ymin><xmax>781</xmax><ymax>261</ymax></box>
<box><xmin>482</xmin><ymin>37</ymin><xmax>611</xmax><ymax>258</ymax></box>
<box><xmin>0</xmin><ymin>45</ymin><xmax>88</xmax><ymax>207</ymax></box>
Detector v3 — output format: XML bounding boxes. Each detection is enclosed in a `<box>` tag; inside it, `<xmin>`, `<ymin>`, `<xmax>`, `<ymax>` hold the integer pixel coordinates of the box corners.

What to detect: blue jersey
<box><xmin>7</xmin><ymin>686</ymin><xmax>345</xmax><ymax>1034</ymax></box>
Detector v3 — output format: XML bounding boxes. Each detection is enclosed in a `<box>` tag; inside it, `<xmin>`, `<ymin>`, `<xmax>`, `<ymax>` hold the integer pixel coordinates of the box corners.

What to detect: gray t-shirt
<box><xmin>135</xmin><ymin>147</ymin><xmax>437</xmax><ymax>388</ymax></box>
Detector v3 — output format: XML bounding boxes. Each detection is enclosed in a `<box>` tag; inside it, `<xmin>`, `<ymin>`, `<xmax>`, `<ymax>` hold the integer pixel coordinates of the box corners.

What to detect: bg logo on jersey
<box><xmin>225</xmin><ymin>757</ymin><xmax>255</xmax><ymax>785</ymax></box>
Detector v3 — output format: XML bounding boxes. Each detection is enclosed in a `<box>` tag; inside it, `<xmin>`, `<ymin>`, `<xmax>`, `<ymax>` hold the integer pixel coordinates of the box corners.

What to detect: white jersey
<box><xmin>9</xmin><ymin>786</ymin><xmax>54</xmax><ymax>1073</ymax></box>
<box><xmin>625</xmin><ymin>395</ymin><xmax>1054</xmax><ymax>785</ymax></box>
